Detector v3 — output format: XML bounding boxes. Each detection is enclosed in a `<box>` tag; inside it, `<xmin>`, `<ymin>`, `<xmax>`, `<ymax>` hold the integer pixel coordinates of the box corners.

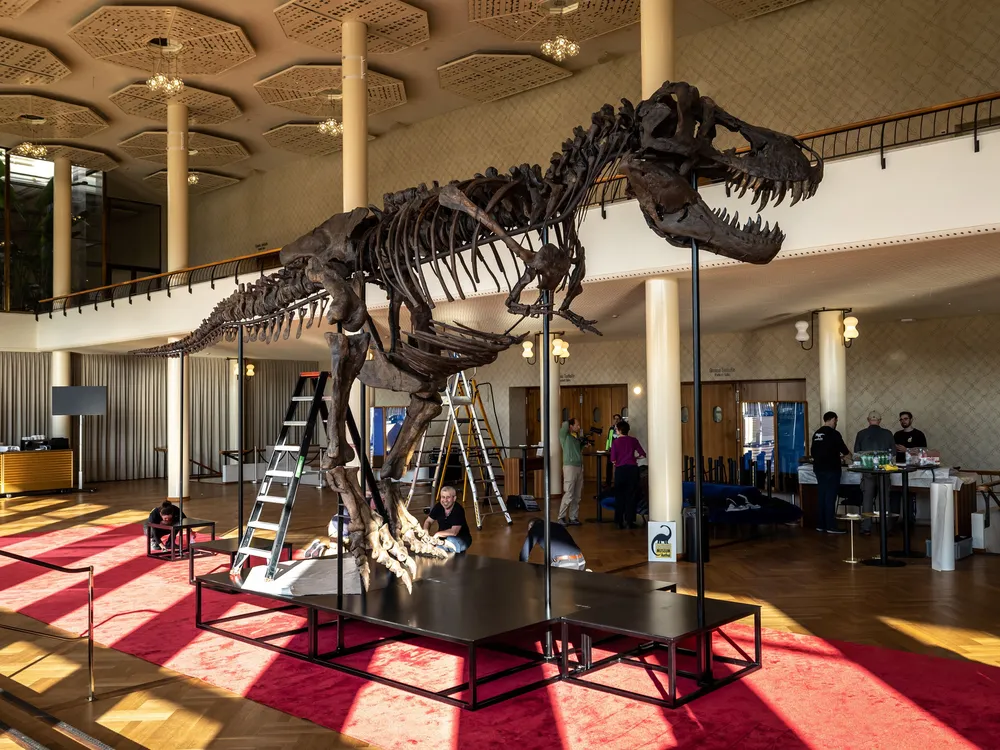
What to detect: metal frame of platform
<box><xmin>195</xmin><ymin>556</ymin><xmax>679</xmax><ymax>710</ymax></box>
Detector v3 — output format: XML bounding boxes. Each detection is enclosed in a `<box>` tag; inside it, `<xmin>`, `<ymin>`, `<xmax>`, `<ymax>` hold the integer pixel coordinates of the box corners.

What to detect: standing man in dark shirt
<box><xmin>519</xmin><ymin>518</ymin><xmax>586</xmax><ymax>570</ymax></box>
<box><xmin>893</xmin><ymin>411</ymin><xmax>928</xmax><ymax>462</ymax></box>
<box><xmin>810</xmin><ymin>411</ymin><xmax>851</xmax><ymax>534</ymax></box>
<box><xmin>423</xmin><ymin>485</ymin><xmax>473</xmax><ymax>553</ymax></box>
<box><xmin>854</xmin><ymin>411</ymin><xmax>896</xmax><ymax>535</ymax></box>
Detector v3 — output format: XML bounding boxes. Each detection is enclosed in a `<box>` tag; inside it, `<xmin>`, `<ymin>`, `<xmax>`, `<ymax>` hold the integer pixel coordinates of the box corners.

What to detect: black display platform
<box><xmin>560</xmin><ymin>590</ymin><xmax>762</xmax><ymax>708</ymax></box>
<box><xmin>188</xmin><ymin>536</ymin><xmax>294</xmax><ymax>584</ymax></box>
<box><xmin>196</xmin><ymin>554</ymin><xmax>676</xmax><ymax>710</ymax></box>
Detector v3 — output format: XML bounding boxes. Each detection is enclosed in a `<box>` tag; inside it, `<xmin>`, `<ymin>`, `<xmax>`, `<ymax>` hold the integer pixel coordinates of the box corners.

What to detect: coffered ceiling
<box><xmin>0</xmin><ymin>0</ymin><xmax>757</xmax><ymax>192</ymax></box>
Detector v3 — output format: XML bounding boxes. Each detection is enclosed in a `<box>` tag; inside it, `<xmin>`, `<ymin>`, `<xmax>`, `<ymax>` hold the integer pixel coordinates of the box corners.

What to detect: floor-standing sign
<box><xmin>647</xmin><ymin>521</ymin><xmax>677</xmax><ymax>563</ymax></box>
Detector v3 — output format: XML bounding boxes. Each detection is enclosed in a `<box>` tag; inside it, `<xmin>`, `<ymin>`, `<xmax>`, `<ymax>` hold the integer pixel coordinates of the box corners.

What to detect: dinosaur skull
<box><xmin>621</xmin><ymin>82</ymin><xmax>823</xmax><ymax>264</ymax></box>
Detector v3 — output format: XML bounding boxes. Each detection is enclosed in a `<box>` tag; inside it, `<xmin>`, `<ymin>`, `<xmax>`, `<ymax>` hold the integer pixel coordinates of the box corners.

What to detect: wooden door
<box><xmin>681</xmin><ymin>382</ymin><xmax>739</xmax><ymax>469</ymax></box>
<box><xmin>526</xmin><ymin>387</ymin><xmax>541</xmax><ymax>446</ymax></box>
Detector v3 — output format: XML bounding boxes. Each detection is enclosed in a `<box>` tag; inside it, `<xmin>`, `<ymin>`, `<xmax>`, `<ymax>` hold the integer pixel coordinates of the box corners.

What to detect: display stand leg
<box><xmin>541</xmin><ymin>282</ymin><xmax>553</xmax><ymax>659</ymax></box>
<box><xmin>77</xmin><ymin>415</ymin><xmax>85</xmax><ymax>491</ymax></box>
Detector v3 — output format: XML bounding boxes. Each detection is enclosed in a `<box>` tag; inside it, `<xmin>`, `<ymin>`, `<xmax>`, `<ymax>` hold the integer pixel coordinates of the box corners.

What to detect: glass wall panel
<box><xmin>7</xmin><ymin>153</ymin><xmax>54</xmax><ymax>311</ymax></box>
<box><xmin>71</xmin><ymin>165</ymin><xmax>104</xmax><ymax>293</ymax></box>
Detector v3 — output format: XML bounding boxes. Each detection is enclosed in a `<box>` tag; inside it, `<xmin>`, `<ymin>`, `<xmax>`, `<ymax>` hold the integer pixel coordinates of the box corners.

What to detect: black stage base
<box><xmin>196</xmin><ymin>555</ymin><xmax>759</xmax><ymax>710</ymax></box>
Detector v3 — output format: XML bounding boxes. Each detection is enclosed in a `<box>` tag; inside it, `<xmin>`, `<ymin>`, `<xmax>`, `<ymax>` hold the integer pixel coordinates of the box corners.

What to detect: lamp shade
<box><xmin>521</xmin><ymin>341</ymin><xmax>534</xmax><ymax>358</ymax></box>
<box><xmin>794</xmin><ymin>320</ymin><xmax>809</xmax><ymax>342</ymax></box>
<box><xmin>843</xmin><ymin>316</ymin><xmax>859</xmax><ymax>340</ymax></box>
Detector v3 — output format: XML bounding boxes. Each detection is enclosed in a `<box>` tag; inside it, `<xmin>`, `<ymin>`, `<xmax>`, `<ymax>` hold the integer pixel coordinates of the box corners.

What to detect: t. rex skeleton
<box><xmin>134</xmin><ymin>82</ymin><xmax>823</xmax><ymax>590</ymax></box>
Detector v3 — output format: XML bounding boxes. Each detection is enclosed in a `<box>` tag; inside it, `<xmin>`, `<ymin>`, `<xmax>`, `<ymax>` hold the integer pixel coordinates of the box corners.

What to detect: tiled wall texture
<box><xmin>189</xmin><ymin>0</ymin><xmax>1000</xmax><ymax>264</ymax></box>
<box><xmin>472</xmin><ymin>313</ymin><xmax>1000</xmax><ymax>471</ymax></box>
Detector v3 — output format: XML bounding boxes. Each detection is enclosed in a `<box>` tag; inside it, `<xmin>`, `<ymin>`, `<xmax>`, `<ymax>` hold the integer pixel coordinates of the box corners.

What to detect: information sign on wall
<box><xmin>647</xmin><ymin>521</ymin><xmax>677</xmax><ymax>563</ymax></box>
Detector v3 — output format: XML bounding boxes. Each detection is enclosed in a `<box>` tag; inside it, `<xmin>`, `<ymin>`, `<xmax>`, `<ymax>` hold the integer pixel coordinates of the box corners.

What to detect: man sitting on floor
<box><xmin>518</xmin><ymin>518</ymin><xmax>587</xmax><ymax>571</ymax></box>
<box><xmin>423</xmin><ymin>485</ymin><xmax>473</xmax><ymax>554</ymax></box>
<box><xmin>146</xmin><ymin>500</ymin><xmax>186</xmax><ymax>551</ymax></box>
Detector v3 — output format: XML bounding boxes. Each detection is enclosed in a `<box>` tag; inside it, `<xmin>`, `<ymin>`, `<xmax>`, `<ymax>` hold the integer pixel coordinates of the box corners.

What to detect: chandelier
<box><xmin>13</xmin><ymin>142</ymin><xmax>47</xmax><ymax>159</ymax></box>
<box><xmin>187</xmin><ymin>173</ymin><xmax>199</xmax><ymax>185</ymax></box>
<box><xmin>146</xmin><ymin>38</ymin><xmax>185</xmax><ymax>96</ymax></box>
<box><xmin>317</xmin><ymin>117</ymin><xmax>344</xmax><ymax>137</ymax></box>
<box><xmin>540</xmin><ymin>35</ymin><xmax>580</xmax><ymax>62</ymax></box>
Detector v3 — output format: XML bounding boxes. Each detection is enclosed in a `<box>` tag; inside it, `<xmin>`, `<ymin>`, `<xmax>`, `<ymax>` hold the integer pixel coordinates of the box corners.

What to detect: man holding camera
<box><xmin>558</xmin><ymin>418</ymin><xmax>584</xmax><ymax>526</ymax></box>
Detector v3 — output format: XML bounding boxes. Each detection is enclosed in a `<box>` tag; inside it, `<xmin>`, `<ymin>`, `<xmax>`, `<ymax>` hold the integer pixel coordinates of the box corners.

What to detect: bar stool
<box><xmin>840</xmin><ymin>511</ymin><xmax>862</xmax><ymax>564</ymax></box>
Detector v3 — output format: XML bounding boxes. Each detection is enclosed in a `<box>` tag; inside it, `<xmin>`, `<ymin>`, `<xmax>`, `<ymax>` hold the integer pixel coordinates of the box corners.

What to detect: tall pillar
<box><xmin>50</xmin><ymin>156</ymin><xmax>72</xmax><ymax>439</ymax></box>
<box><xmin>167</xmin><ymin>338</ymin><xmax>190</xmax><ymax>500</ymax></box>
<box><xmin>641</xmin><ymin>0</ymin><xmax>675</xmax><ymax>97</ymax></box>
<box><xmin>166</xmin><ymin>101</ymin><xmax>190</xmax><ymax>500</ymax></box>
<box><xmin>541</xmin><ymin>337</ymin><xmax>562</xmax><ymax>495</ymax></box>
<box><xmin>342</xmin><ymin>20</ymin><xmax>368</xmax><ymax>211</ymax></box>
<box><xmin>818</xmin><ymin>310</ymin><xmax>847</xmax><ymax>422</ymax></box>
<box><xmin>645</xmin><ymin>278</ymin><xmax>683</xmax><ymax>545</ymax></box>
<box><xmin>166</xmin><ymin>101</ymin><xmax>189</xmax><ymax>271</ymax></box>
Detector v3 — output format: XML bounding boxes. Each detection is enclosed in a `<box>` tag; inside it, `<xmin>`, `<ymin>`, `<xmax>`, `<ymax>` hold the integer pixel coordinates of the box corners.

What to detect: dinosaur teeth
<box><xmin>790</xmin><ymin>180</ymin><xmax>804</xmax><ymax>206</ymax></box>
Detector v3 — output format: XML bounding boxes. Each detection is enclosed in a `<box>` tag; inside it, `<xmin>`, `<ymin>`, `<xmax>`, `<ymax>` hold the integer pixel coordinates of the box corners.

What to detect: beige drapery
<box><xmin>0</xmin><ymin>352</ymin><xmax>50</xmax><ymax>446</ymax></box>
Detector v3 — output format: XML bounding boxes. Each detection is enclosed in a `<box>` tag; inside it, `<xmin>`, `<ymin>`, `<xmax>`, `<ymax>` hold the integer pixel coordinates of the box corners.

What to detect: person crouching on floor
<box><xmin>519</xmin><ymin>518</ymin><xmax>587</xmax><ymax>571</ymax></box>
<box><xmin>146</xmin><ymin>500</ymin><xmax>185</xmax><ymax>551</ymax></box>
<box><xmin>423</xmin><ymin>485</ymin><xmax>473</xmax><ymax>554</ymax></box>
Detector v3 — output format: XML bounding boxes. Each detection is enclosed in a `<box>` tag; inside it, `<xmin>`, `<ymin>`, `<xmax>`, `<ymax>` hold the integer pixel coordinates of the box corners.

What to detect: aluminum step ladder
<box><xmin>407</xmin><ymin>370</ymin><xmax>511</xmax><ymax>529</ymax></box>
<box><xmin>230</xmin><ymin>371</ymin><xmax>329</xmax><ymax>582</ymax></box>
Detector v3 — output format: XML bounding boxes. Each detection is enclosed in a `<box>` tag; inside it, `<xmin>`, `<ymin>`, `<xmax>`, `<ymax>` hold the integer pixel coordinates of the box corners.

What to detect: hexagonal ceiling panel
<box><xmin>68</xmin><ymin>5</ymin><xmax>255</xmax><ymax>76</ymax></box>
<box><xmin>35</xmin><ymin>144</ymin><xmax>119</xmax><ymax>172</ymax></box>
<box><xmin>119</xmin><ymin>131</ymin><xmax>249</xmax><ymax>167</ymax></box>
<box><xmin>438</xmin><ymin>53</ymin><xmax>571</xmax><ymax>103</ymax></box>
<box><xmin>0</xmin><ymin>94</ymin><xmax>107</xmax><ymax>138</ymax></box>
<box><xmin>274</xmin><ymin>0</ymin><xmax>429</xmax><ymax>54</ymax></box>
<box><xmin>0</xmin><ymin>0</ymin><xmax>41</xmax><ymax>18</ymax></box>
<box><xmin>263</xmin><ymin>122</ymin><xmax>374</xmax><ymax>156</ymax></box>
<box><xmin>254</xmin><ymin>64</ymin><xmax>406</xmax><ymax>118</ymax></box>
<box><xmin>0</xmin><ymin>36</ymin><xmax>70</xmax><ymax>85</ymax></box>
<box><xmin>701</xmin><ymin>0</ymin><xmax>810</xmax><ymax>19</ymax></box>
<box><xmin>469</xmin><ymin>0</ymin><xmax>639</xmax><ymax>42</ymax></box>
<box><xmin>110</xmin><ymin>84</ymin><xmax>241</xmax><ymax>126</ymax></box>
<box><xmin>144</xmin><ymin>169</ymin><xmax>239</xmax><ymax>195</ymax></box>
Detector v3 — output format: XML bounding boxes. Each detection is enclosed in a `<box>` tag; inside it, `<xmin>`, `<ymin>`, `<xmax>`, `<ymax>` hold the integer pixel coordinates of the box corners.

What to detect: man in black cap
<box><xmin>810</xmin><ymin>411</ymin><xmax>851</xmax><ymax>534</ymax></box>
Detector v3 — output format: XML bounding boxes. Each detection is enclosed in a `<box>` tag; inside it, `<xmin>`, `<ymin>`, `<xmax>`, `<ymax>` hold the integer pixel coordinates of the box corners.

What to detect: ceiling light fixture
<box><xmin>12</xmin><ymin>142</ymin><xmax>47</xmax><ymax>158</ymax></box>
<box><xmin>146</xmin><ymin>37</ymin><xmax>185</xmax><ymax>96</ymax></box>
<box><xmin>187</xmin><ymin>173</ymin><xmax>199</xmax><ymax>185</ymax></box>
<box><xmin>317</xmin><ymin>117</ymin><xmax>344</xmax><ymax>137</ymax></box>
<box><xmin>540</xmin><ymin>35</ymin><xmax>580</xmax><ymax>62</ymax></box>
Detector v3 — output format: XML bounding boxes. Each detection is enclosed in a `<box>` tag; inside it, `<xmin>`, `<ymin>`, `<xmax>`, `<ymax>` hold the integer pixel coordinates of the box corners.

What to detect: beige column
<box><xmin>166</xmin><ymin>101</ymin><xmax>189</xmax><ymax>271</ymax></box>
<box><xmin>167</xmin><ymin>338</ymin><xmax>190</xmax><ymax>500</ymax></box>
<box><xmin>342</xmin><ymin>19</ymin><xmax>368</xmax><ymax>211</ymax></box>
<box><xmin>166</xmin><ymin>101</ymin><xmax>190</xmax><ymax>499</ymax></box>
<box><xmin>541</xmin><ymin>337</ymin><xmax>562</xmax><ymax>495</ymax></box>
<box><xmin>818</xmin><ymin>310</ymin><xmax>847</xmax><ymax>422</ymax></box>
<box><xmin>641</xmin><ymin>0</ymin><xmax>675</xmax><ymax>97</ymax></box>
<box><xmin>50</xmin><ymin>156</ymin><xmax>73</xmax><ymax>438</ymax></box>
<box><xmin>645</xmin><ymin>278</ymin><xmax>683</xmax><ymax>547</ymax></box>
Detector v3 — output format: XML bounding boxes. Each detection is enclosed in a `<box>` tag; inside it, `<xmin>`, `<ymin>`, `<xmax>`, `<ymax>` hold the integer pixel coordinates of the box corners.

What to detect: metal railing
<box><xmin>33</xmin><ymin>90</ymin><xmax>1000</xmax><ymax>316</ymax></box>
<box><xmin>0</xmin><ymin>549</ymin><xmax>94</xmax><ymax>701</ymax></box>
<box><xmin>35</xmin><ymin>248</ymin><xmax>282</xmax><ymax>318</ymax></box>
<box><xmin>585</xmin><ymin>90</ymin><xmax>1000</xmax><ymax>214</ymax></box>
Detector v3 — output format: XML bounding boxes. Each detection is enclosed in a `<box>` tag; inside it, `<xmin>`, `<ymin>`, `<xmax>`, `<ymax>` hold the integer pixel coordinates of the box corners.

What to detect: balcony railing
<box><xmin>35</xmin><ymin>90</ymin><xmax>1000</xmax><ymax>317</ymax></box>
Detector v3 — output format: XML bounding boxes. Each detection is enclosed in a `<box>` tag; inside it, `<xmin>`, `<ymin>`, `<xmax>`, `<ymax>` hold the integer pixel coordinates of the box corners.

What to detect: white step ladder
<box><xmin>407</xmin><ymin>371</ymin><xmax>511</xmax><ymax>529</ymax></box>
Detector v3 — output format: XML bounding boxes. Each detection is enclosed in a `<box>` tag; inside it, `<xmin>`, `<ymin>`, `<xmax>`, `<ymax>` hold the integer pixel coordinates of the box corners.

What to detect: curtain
<box><xmin>0</xmin><ymin>351</ymin><xmax>50</xmax><ymax>445</ymax></box>
<box><xmin>245</xmin><ymin>359</ymin><xmax>320</xmax><ymax>452</ymax></box>
<box><xmin>189</xmin><ymin>357</ymin><xmax>228</xmax><ymax>474</ymax></box>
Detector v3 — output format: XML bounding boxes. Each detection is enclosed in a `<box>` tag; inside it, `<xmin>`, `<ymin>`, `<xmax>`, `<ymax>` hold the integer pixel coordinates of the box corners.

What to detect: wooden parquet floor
<box><xmin>2</xmin><ymin>478</ymin><xmax>1000</xmax><ymax>748</ymax></box>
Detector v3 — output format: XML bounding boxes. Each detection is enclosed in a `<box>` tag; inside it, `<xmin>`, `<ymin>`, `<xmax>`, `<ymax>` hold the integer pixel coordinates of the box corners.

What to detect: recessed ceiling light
<box><xmin>901</xmin><ymin>318</ymin><xmax>914</xmax><ymax>322</ymax></box>
<box><xmin>611</xmin><ymin>314</ymin><xmax>620</xmax><ymax>319</ymax></box>
<box><xmin>188</xmin><ymin>148</ymin><xmax>199</xmax><ymax>156</ymax></box>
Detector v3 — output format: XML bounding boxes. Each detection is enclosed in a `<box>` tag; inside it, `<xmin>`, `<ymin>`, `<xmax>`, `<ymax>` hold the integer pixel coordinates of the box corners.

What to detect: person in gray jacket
<box><xmin>853</xmin><ymin>411</ymin><xmax>896</xmax><ymax>535</ymax></box>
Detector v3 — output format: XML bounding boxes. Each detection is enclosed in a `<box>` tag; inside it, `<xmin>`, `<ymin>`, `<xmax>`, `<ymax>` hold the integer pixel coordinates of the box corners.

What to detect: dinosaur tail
<box><xmin>130</xmin><ymin>265</ymin><xmax>324</xmax><ymax>357</ymax></box>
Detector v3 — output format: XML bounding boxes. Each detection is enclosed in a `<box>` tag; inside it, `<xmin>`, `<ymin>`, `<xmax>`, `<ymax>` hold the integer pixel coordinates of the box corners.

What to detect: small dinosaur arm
<box><xmin>133</xmin><ymin>82</ymin><xmax>823</xmax><ymax>590</ymax></box>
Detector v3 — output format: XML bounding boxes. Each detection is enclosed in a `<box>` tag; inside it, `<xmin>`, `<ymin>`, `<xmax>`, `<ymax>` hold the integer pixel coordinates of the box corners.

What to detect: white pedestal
<box><xmin>930</xmin><ymin>482</ymin><xmax>955</xmax><ymax>571</ymax></box>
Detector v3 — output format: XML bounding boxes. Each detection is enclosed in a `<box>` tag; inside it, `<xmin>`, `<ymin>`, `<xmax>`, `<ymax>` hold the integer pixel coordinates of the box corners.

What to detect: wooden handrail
<box><xmin>36</xmin><ymin>246</ymin><xmax>281</xmax><ymax>304</ymax></box>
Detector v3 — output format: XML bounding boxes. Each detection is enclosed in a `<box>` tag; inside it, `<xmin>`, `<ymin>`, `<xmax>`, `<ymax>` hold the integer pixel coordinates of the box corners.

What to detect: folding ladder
<box><xmin>407</xmin><ymin>371</ymin><xmax>511</xmax><ymax>529</ymax></box>
<box><xmin>230</xmin><ymin>372</ymin><xmax>329</xmax><ymax>582</ymax></box>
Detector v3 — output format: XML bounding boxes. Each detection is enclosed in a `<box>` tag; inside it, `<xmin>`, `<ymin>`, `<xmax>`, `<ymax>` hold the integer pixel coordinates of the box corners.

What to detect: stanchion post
<box><xmin>178</xmin><ymin>351</ymin><xmax>185</xmax><ymax>521</ymax></box>
<box><xmin>237</xmin><ymin>324</ymin><xmax>245</xmax><ymax>538</ymax></box>
<box><xmin>87</xmin><ymin>566</ymin><xmax>94</xmax><ymax>701</ymax></box>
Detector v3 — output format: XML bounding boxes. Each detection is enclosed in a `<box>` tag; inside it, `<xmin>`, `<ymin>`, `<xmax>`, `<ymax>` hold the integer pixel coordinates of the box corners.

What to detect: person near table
<box><xmin>558</xmin><ymin>418</ymin><xmax>584</xmax><ymax>526</ymax></box>
<box><xmin>604</xmin><ymin>414</ymin><xmax>622</xmax><ymax>487</ymax></box>
<box><xmin>146</xmin><ymin>500</ymin><xmax>186</xmax><ymax>551</ymax></box>
<box><xmin>854</xmin><ymin>411</ymin><xmax>896</xmax><ymax>536</ymax></box>
<box><xmin>893</xmin><ymin>411</ymin><xmax>928</xmax><ymax>463</ymax></box>
<box><xmin>810</xmin><ymin>411</ymin><xmax>851</xmax><ymax>534</ymax></box>
<box><xmin>610</xmin><ymin>420</ymin><xmax>646</xmax><ymax>529</ymax></box>
<box><xmin>518</xmin><ymin>518</ymin><xmax>586</xmax><ymax>570</ymax></box>
<box><xmin>422</xmin><ymin>485</ymin><xmax>473</xmax><ymax>553</ymax></box>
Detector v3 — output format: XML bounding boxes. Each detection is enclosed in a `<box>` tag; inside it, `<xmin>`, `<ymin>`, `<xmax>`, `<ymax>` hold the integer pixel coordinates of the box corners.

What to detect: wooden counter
<box><xmin>0</xmin><ymin>450</ymin><xmax>74</xmax><ymax>495</ymax></box>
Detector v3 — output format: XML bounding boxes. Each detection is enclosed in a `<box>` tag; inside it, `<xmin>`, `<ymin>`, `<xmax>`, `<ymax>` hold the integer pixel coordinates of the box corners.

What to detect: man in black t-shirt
<box><xmin>810</xmin><ymin>411</ymin><xmax>852</xmax><ymax>534</ymax></box>
<box><xmin>423</xmin><ymin>485</ymin><xmax>473</xmax><ymax>553</ymax></box>
<box><xmin>893</xmin><ymin>411</ymin><xmax>928</xmax><ymax>463</ymax></box>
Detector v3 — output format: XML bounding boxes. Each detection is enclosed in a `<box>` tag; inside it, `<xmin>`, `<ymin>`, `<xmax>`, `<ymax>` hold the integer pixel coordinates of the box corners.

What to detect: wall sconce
<box><xmin>552</xmin><ymin>337</ymin><xmax>569</xmax><ymax>365</ymax></box>
<box><xmin>633</xmin><ymin>385</ymin><xmax>642</xmax><ymax>395</ymax></box>
<box><xmin>522</xmin><ymin>340</ymin><xmax>536</xmax><ymax>365</ymax></box>
<box><xmin>795</xmin><ymin>309</ymin><xmax>858</xmax><ymax>350</ymax></box>
<box><xmin>245</xmin><ymin>363</ymin><xmax>255</xmax><ymax>378</ymax></box>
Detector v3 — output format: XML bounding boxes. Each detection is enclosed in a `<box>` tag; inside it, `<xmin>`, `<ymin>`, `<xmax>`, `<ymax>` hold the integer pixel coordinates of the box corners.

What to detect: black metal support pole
<box><xmin>237</xmin><ymin>325</ymin><xmax>245</xmax><ymax>539</ymax></box>
<box><xmin>690</xmin><ymin>172</ymin><xmax>709</xmax><ymax>683</ymax></box>
<box><xmin>541</xmin><ymin>288</ymin><xmax>553</xmax><ymax>640</ymax></box>
<box><xmin>337</xmin><ymin>323</ymin><xmax>345</xmax><ymax>613</ymax></box>
<box><xmin>178</xmin><ymin>351</ymin><xmax>185</xmax><ymax>520</ymax></box>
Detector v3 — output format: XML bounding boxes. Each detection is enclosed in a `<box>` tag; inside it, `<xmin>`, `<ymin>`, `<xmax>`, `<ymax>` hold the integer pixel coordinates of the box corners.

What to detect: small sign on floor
<box><xmin>647</xmin><ymin>521</ymin><xmax>677</xmax><ymax>562</ymax></box>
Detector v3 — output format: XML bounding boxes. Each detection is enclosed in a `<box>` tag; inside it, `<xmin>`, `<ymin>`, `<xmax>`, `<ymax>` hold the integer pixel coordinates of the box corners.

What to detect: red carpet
<box><xmin>1</xmin><ymin>524</ymin><xmax>998</xmax><ymax>749</ymax></box>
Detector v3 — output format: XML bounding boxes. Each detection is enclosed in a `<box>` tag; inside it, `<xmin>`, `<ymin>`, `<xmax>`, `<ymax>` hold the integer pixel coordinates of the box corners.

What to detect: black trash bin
<box><xmin>683</xmin><ymin>505</ymin><xmax>710</xmax><ymax>563</ymax></box>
